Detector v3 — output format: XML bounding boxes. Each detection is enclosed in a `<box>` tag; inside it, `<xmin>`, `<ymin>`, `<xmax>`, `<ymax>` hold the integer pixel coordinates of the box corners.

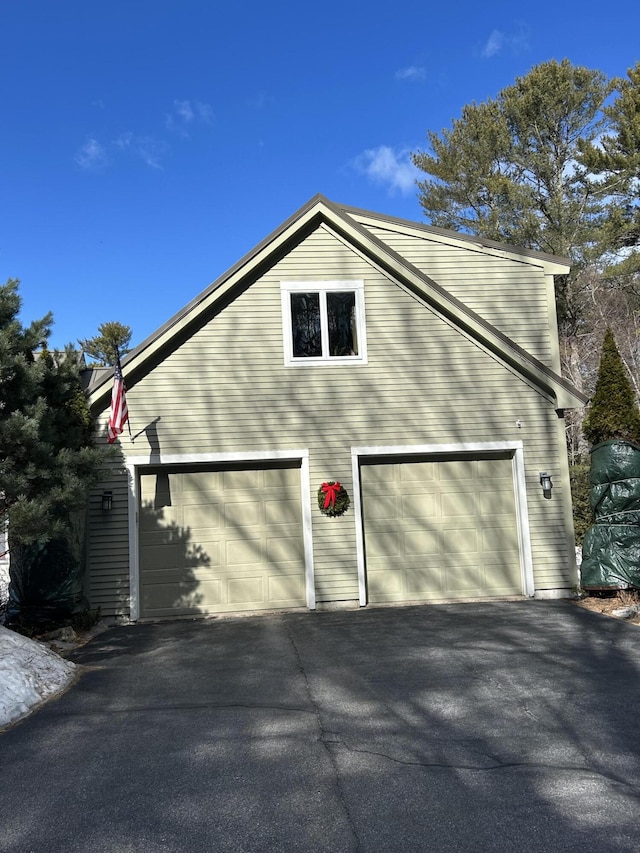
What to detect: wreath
<box><xmin>318</xmin><ymin>481</ymin><xmax>350</xmax><ymax>517</ymax></box>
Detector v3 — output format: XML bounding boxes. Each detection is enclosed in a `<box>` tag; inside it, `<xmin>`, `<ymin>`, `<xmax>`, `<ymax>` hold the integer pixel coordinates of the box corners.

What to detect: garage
<box><xmin>138</xmin><ymin>462</ymin><xmax>307</xmax><ymax>618</ymax></box>
<box><xmin>361</xmin><ymin>454</ymin><xmax>523</xmax><ymax>603</ymax></box>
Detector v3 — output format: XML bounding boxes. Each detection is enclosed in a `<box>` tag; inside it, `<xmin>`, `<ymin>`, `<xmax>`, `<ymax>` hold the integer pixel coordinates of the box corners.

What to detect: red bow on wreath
<box><xmin>321</xmin><ymin>481</ymin><xmax>341</xmax><ymax>509</ymax></box>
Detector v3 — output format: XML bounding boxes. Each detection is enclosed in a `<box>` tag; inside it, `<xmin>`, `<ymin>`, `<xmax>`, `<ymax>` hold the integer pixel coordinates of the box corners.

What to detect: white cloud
<box><xmin>481</xmin><ymin>25</ymin><xmax>530</xmax><ymax>58</ymax></box>
<box><xmin>74</xmin><ymin>138</ymin><xmax>108</xmax><ymax>170</ymax></box>
<box><xmin>78</xmin><ymin>97</ymin><xmax>212</xmax><ymax>173</ymax></box>
<box><xmin>482</xmin><ymin>30</ymin><xmax>504</xmax><ymax>58</ymax></box>
<box><xmin>114</xmin><ymin>131</ymin><xmax>133</xmax><ymax>150</ymax></box>
<box><xmin>395</xmin><ymin>66</ymin><xmax>426</xmax><ymax>82</ymax></box>
<box><xmin>166</xmin><ymin>99</ymin><xmax>214</xmax><ymax>135</ymax></box>
<box><xmin>195</xmin><ymin>101</ymin><xmax>213</xmax><ymax>123</ymax></box>
<box><xmin>174</xmin><ymin>99</ymin><xmax>195</xmax><ymax>123</ymax></box>
<box><xmin>135</xmin><ymin>137</ymin><xmax>169</xmax><ymax>169</ymax></box>
<box><xmin>352</xmin><ymin>145</ymin><xmax>420</xmax><ymax>195</ymax></box>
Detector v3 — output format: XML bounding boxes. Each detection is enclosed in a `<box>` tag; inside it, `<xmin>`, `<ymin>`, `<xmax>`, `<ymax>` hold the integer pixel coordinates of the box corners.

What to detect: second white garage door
<box><xmin>138</xmin><ymin>463</ymin><xmax>306</xmax><ymax>618</ymax></box>
<box><xmin>361</xmin><ymin>455</ymin><xmax>522</xmax><ymax>603</ymax></box>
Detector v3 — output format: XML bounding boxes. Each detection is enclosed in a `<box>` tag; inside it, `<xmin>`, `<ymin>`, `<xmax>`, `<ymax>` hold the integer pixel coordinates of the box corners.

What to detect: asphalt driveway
<box><xmin>1</xmin><ymin>601</ymin><xmax>640</xmax><ymax>852</ymax></box>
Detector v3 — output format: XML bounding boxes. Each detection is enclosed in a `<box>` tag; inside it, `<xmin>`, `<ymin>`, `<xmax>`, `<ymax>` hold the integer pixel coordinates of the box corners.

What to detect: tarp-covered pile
<box><xmin>581</xmin><ymin>440</ymin><xmax>640</xmax><ymax>588</ymax></box>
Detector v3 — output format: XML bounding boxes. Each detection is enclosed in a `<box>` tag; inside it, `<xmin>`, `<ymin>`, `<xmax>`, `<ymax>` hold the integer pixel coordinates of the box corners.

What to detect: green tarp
<box><xmin>581</xmin><ymin>440</ymin><xmax>640</xmax><ymax>588</ymax></box>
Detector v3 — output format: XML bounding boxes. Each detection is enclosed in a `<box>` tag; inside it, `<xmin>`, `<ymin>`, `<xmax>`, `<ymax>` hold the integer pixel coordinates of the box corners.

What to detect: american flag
<box><xmin>107</xmin><ymin>360</ymin><xmax>129</xmax><ymax>443</ymax></box>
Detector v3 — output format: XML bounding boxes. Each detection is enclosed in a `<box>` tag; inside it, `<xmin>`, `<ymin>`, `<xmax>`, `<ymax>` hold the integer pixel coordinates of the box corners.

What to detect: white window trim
<box><xmin>350</xmin><ymin>441</ymin><xmax>534</xmax><ymax>606</ymax></box>
<box><xmin>125</xmin><ymin>449</ymin><xmax>316</xmax><ymax>620</ymax></box>
<box><xmin>280</xmin><ymin>280</ymin><xmax>368</xmax><ymax>366</ymax></box>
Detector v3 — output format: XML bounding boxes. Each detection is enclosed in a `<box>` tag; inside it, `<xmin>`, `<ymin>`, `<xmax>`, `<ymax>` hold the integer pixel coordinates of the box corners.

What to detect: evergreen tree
<box><xmin>79</xmin><ymin>320</ymin><xmax>132</xmax><ymax>365</ymax></box>
<box><xmin>582</xmin><ymin>327</ymin><xmax>640</xmax><ymax>446</ymax></box>
<box><xmin>579</xmin><ymin>62</ymin><xmax>640</xmax><ymax>284</ymax></box>
<box><xmin>0</xmin><ymin>279</ymin><xmax>108</xmax><ymax>547</ymax></box>
<box><xmin>412</xmin><ymin>59</ymin><xmax>612</xmax><ymax>329</ymax></box>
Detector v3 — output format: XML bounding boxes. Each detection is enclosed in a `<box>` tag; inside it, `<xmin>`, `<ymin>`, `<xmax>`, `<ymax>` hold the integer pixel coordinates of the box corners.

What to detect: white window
<box><xmin>280</xmin><ymin>280</ymin><xmax>367</xmax><ymax>366</ymax></box>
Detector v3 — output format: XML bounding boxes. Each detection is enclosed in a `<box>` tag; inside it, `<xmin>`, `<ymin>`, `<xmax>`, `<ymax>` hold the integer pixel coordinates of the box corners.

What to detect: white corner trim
<box><xmin>126</xmin><ymin>463</ymin><xmax>140</xmax><ymax>621</ymax></box>
<box><xmin>126</xmin><ymin>449</ymin><xmax>315</xmax><ymax>620</ymax></box>
<box><xmin>351</xmin><ymin>441</ymin><xmax>534</xmax><ymax>606</ymax></box>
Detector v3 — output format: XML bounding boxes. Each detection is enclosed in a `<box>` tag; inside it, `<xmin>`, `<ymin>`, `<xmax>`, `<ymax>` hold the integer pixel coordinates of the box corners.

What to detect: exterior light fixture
<box><xmin>539</xmin><ymin>472</ymin><xmax>552</xmax><ymax>500</ymax></box>
<box><xmin>101</xmin><ymin>491</ymin><xmax>113</xmax><ymax>512</ymax></box>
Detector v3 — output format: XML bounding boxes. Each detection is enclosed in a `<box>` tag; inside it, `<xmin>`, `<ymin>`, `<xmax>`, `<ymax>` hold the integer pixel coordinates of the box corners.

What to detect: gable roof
<box><xmin>86</xmin><ymin>194</ymin><xmax>586</xmax><ymax>411</ymax></box>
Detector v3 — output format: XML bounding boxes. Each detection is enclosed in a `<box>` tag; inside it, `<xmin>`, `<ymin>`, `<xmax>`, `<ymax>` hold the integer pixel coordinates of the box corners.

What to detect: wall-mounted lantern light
<box><xmin>539</xmin><ymin>472</ymin><xmax>553</xmax><ymax>500</ymax></box>
<box><xmin>101</xmin><ymin>491</ymin><xmax>113</xmax><ymax>512</ymax></box>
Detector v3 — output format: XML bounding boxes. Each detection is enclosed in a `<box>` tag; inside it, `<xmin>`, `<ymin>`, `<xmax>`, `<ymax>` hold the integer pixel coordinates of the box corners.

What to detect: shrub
<box><xmin>583</xmin><ymin>328</ymin><xmax>640</xmax><ymax>446</ymax></box>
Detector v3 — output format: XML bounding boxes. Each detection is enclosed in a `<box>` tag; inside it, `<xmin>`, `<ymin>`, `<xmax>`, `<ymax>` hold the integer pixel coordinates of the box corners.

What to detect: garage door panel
<box><xmin>267</xmin><ymin>535</ymin><xmax>305</xmax><ymax>564</ymax></box>
<box><xmin>368</xmin><ymin>569</ymin><xmax>403</xmax><ymax>597</ymax></box>
<box><xmin>140</xmin><ymin>543</ymin><xmax>182</xmax><ymax>571</ymax></box>
<box><xmin>441</xmin><ymin>491</ymin><xmax>477</xmax><ymax>517</ymax></box>
<box><xmin>406</xmin><ymin>567</ymin><xmax>445</xmax><ymax>594</ymax></box>
<box><xmin>438</xmin><ymin>460</ymin><xmax>477</xmax><ymax>481</ymax></box>
<box><xmin>363</xmin><ymin>495</ymin><xmax>398</xmax><ymax>520</ymax></box>
<box><xmin>401</xmin><ymin>494</ymin><xmax>436</xmax><ymax>518</ymax></box>
<box><xmin>223</xmin><ymin>469</ymin><xmax>260</xmax><ymax>491</ymax></box>
<box><xmin>363</xmin><ymin>455</ymin><xmax>521</xmax><ymax>603</ymax></box>
<box><xmin>264</xmin><ymin>467</ymin><xmax>299</xmax><ymax>488</ymax></box>
<box><xmin>479</xmin><ymin>489</ymin><xmax>515</xmax><ymax>516</ymax></box>
<box><xmin>141</xmin><ymin>583</ymin><xmax>212</xmax><ymax>615</ymax></box>
<box><xmin>399</xmin><ymin>463</ymin><xmax>435</xmax><ymax>483</ymax></box>
<box><xmin>268</xmin><ymin>573</ymin><xmax>306</xmax><ymax>602</ymax></box>
<box><xmin>224</xmin><ymin>501</ymin><xmax>261</xmax><ymax>528</ymax></box>
<box><xmin>442</xmin><ymin>527</ymin><xmax>478</xmax><ymax>554</ymax></box>
<box><xmin>140</xmin><ymin>502</ymin><xmax>182</xmax><ymax>529</ymax></box>
<box><xmin>403</xmin><ymin>528</ymin><xmax>440</xmax><ymax>556</ymax></box>
<box><xmin>482</xmin><ymin>526</ymin><xmax>519</xmax><ymax>552</ymax></box>
<box><xmin>182</xmin><ymin>471</ymin><xmax>221</xmax><ymax>492</ymax></box>
<box><xmin>183</xmin><ymin>504</ymin><xmax>221</xmax><ymax>529</ymax></box>
<box><xmin>227</xmin><ymin>576</ymin><xmax>264</xmax><ymax>604</ymax></box>
<box><xmin>265</xmin><ymin>499</ymin><xmax>300</xmax><ymax>525</ymax></box>
<box><xmin>445</xmin><ymin>563</ymin><xmax>485</xmax><ymax>591</ymax></box>
<box><xmin>139</xmin><ymin>464</ymin><xmax>306</xmax><ymax>617</ymax></box>
<box><xmin>367</xmin><ymin>531</ymin><xmax>401</xmax><ymax>558</ymax></box>
<box><xmin>226</xmin><ymin>536</ymin><xmax>264</xmax><ymax>566</ymax></box>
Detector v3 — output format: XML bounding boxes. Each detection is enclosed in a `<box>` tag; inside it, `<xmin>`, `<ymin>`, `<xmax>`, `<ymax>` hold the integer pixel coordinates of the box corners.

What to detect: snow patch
<box><xmin>0</xmin><ymin>626</ymin><xmax>77</xmax><ymax>729</ymax></box>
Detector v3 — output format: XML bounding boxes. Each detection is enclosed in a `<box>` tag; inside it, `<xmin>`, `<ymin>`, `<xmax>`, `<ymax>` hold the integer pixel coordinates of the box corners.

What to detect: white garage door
<box><xmin>361</xmin><ymin>455</ymin><xmax>522</xmax><ymax>603</ymax></box>
<box><xmin>139</xmin><ymin>463</ymin><xmax>306</xmax><ymax>618</ymax></box>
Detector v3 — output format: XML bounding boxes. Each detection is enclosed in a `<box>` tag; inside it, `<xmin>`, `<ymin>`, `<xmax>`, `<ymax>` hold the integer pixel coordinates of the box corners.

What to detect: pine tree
<box><xmin>412</xmin><ymin>59</ymin><xmax>612</xmax><ymax>329</ymax></box>
<box><xmin>583</xmin><ymin>327</ymin><xmax>640</xmax><ymax>446</ymax></box>
<box><xmin>0</xmin><ymin>279</ymin><xmax>109</xmax><ymax>547</ymax></box>
<box><xmin>79</xmin><ymin>320</ymin><xmax>132</xmax><ymax>365</ymax></box>
<box><xmin>579</xmin><ymin>62</ymin><xmax>640</xmax><ymax>284</ymax></box>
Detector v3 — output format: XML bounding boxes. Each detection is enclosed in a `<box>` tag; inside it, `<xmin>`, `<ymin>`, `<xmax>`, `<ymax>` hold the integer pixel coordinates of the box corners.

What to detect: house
<box><xmin>85</xmin><ymin>195</ymin><xmax>586</xmax><ymax>621</ymax></box>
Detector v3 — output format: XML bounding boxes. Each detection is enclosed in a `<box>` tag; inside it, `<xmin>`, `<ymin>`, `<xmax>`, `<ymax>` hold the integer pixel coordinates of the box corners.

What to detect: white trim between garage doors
<box><xmin>351</xmin><ymin>442</ymin><xmax>534</xmax><ymax>606</ymax></box>
<box><xmin>125</xmin><ymin>450</ymin><xmax>316</xmax><ymax>621</ymax></box>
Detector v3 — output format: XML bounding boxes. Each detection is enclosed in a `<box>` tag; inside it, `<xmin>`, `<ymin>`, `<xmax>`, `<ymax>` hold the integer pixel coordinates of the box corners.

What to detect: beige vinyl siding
<box><xmin>88</xmin><ymin>223</ymin><xmax>576</xmax><ymax>614</ymax></box>
<box><xmin>364</xmin><ymin>225</ymin><xmax>556</xmax><ymax>368</ymax></box>
<box><xmin>86</xmin><ymin>469</ymin><xmax>131</xmax><ymax>616</ymax></box>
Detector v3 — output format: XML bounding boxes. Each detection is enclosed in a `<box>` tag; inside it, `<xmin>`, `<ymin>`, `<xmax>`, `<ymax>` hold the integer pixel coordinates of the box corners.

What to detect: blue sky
<box><xmin>3</xmin><ymin>1</ymin><xmax>639</xmax><ymax>351</ymax></box>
